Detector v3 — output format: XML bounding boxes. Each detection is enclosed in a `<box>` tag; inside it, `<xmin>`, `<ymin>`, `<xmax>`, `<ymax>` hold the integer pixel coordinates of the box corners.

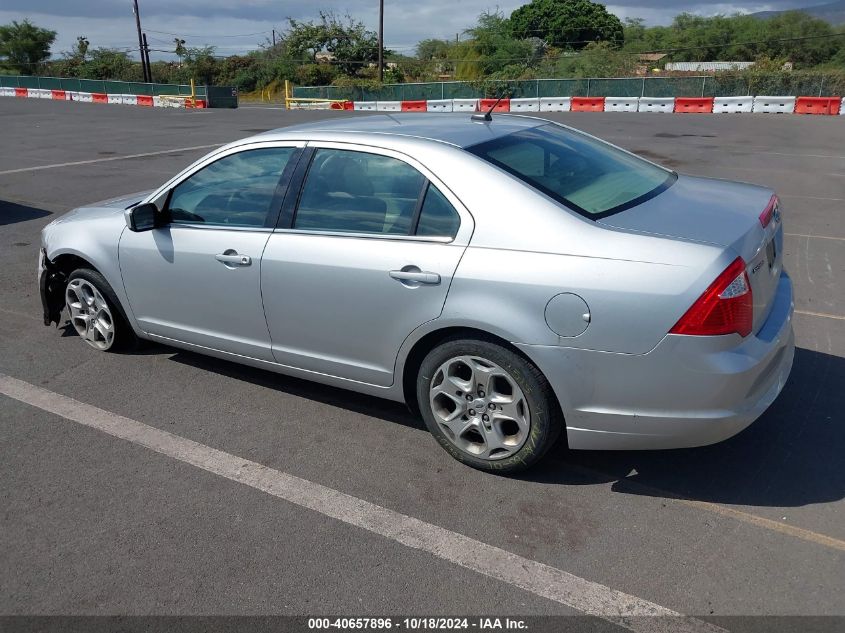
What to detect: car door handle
<box><xmin>215</xmin><ymin>253</ymin><xmax>251</xmax><ymax>266</ymax></box>
<box><xmin>389</xmin><ymin>270</ymin><xmax>441</xmax><ymax>284</ymax></box>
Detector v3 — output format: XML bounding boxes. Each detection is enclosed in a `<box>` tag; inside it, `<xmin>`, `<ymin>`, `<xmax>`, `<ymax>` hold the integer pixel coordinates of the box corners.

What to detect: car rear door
<box><xmin>260</xmin><ymin>143</ymin><xmax>473</xmax><ymax>386</ymax></box>
<box><xmin>119</xmin><ymin>142</ymin><xmax>304</xmax><ymax>360</ymax></box>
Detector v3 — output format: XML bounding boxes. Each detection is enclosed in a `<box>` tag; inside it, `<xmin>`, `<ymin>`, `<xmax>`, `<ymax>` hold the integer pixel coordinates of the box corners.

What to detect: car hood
<box><xmin>48</xmin><ymin>190</ymin><xmax>155</xmax><ymax>226</ymax></box>
<box><xmin>597</xmin><ymin>174</ymin><xmax>772</xmax><ymax>248</ymax></box>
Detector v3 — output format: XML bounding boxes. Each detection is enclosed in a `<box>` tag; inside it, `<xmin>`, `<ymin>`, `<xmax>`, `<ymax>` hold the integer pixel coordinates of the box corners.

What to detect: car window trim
<box><xmin>288</xmin><ymin>146</ymin><xmax>431</xmax><ymax>239</ymax></box>
<box><xmin>409</xmin><ymin>181</ymin><xmax>430</xmax><ymax>236</ymax></box>
<box><xmin>269</xmin><ymin>140</ymin><xmax>473</xmax><ymax>246</ymax></box>
<box><xmin>163</xmin><ymin>146</ymin><xmax>303</xmax><ymax>231</ymax></box>
<box><xmin>275</xmin><ymin>146</ymin><xmax>315</xmax><ymax>230</ymax></box>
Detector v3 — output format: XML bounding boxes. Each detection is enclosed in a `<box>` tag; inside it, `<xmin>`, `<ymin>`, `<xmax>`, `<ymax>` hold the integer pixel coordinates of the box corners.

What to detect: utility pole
<box><xmin>142</xmin><ymin>33</ymin><xmax>152</xmax><ymax>82</ymax></box>
<box><xmin>272</xmin><ymin>29</ymin><xmax>276</xmax><ymax>47</ymax></box>
<box><xmin>378</xmin><ymin>0</ymin><xmax>384</xmax><ymax>82</ymax></box>
<box><xmin>132</xmin><ymin>0</ymin><xmax>149</xmax><ymax>82</ymax></box>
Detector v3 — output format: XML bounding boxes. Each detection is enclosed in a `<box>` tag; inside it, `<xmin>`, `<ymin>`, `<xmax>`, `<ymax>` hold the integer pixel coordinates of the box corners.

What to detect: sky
<box><xmin>0</xmin><ymin>1</ymin><xmax>828</xmax><ymax>61</ymax></box>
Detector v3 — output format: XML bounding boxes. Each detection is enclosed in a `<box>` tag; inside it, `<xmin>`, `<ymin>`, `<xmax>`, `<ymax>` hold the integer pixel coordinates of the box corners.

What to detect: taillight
<box><xmin>759</xmin><ymin>194</ymin><xmax>779</xmax><ymax>228</ymax></box>
<box><xmin>670</xmin><ymin>257</ymin><xmax>753</xmax><ymax>337</ymax></box>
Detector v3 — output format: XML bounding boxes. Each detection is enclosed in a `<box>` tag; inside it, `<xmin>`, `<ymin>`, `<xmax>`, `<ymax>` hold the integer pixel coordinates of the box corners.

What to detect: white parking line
<box><xmin>0</xmin><ymin>372</ymin><xmax>722</xmax><ymax>633</ymax></box>
<box><xmin>795</xmin><ymin>309</ymin><xmax>845</xmax><ymax>321</ymax></box>
<box><xmin>0</xmin><ymin>144</ymin><xmax>222</xmax><ymax>176</ymax></box>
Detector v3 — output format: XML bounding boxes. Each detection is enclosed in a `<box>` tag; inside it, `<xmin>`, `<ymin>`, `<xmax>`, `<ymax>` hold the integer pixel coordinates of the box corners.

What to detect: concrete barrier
<box><xmin>604</xmin><ymin>97</ymin><xmax>638</xmax><ymax>113</ymax></box>
<box><xmin>752</xmin><ymin>96</ymin><xmax>795</xmax><ymax>114</ymax></box>
<box><xmin>353</xmin><ymin>101</ymin><xmax>377</xmax><ymax>111</ymax></box>
<box><xmin>509</xmin><ymin>98</ymin><xmax>540</xmax><ymax>112</ymax></box>
<box><xmin>426</xmin><ymin>99</ymin><xmax>453</xmax><ymax>112</ymax></box>
<box><xmin>794</xmin><ymin>96</ymin><xmax>841</xmax><ymax>115</ymax></box>
<box><xmin>375</xmin><ymin>101</ymin><xmax>401</xmax><ymax>111</ymax></box>
<box><xmin>713</xmin><ymin>96</ymin><xmax>753</xmax><ymax>113</ymax></box>
<box><xmin>452</xmin><ymin>99</ymin><xmax>478</xmax><ymax>112</ymax></box>
<box><xmin>638</xmin><ymin>97</ymin><xmax>674</xmax><ymax>113</ymax></box>
<box><xmin>539</xmin><ymin>97</ymin><xmax>571</xmax><ymax>112</ymax></box>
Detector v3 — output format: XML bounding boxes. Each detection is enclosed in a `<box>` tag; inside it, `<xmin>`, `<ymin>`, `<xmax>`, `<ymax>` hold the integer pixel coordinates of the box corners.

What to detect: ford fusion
<box><xmin>39</xmin><ymin>114</ymin><xmax>794</xmax><ymax>473</ymax></box>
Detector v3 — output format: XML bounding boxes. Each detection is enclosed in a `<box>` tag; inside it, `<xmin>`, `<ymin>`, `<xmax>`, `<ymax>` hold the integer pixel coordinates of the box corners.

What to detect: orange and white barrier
<box><xmin>0</xmin><ymin>87</ymin><xmax>197</xmax><ymax>109</ymax></box>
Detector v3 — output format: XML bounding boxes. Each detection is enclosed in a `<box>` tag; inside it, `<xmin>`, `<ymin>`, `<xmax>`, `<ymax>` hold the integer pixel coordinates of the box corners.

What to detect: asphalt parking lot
<box><xmin>1</xmin><ymin>98</ymin><xmax>843</xmax><ymax>631</ymax></box>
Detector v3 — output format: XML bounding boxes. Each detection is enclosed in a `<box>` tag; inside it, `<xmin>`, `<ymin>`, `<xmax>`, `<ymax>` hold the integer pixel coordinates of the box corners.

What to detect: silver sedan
<box><xmin>38</xmin><ymin>114</ymin><xmax>794</xmax><ymax>472</ymax></box>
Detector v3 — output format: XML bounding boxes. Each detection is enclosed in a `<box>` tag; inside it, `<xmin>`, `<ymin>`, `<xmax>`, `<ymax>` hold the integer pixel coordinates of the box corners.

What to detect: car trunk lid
<box><xmin>598</xmin><ymin>174</ymin><xmax>784</xmax><ymax>334</ymax></box>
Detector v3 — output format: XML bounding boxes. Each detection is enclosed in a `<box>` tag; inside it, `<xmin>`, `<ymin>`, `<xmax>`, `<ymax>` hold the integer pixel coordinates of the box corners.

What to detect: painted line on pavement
<box><xmin>785</xmin><ymin>233</ymin><xmax>845</xmax><ymax>241</ymax></box>
<box><xmin>0</xmin><ymin>372</ymin><xmax>723</xmax><ymax>633</ymax></box>
<box><xmin>563</xmin><ymin>464</ymin><xmax>845</xmax><ymax>553</ymax></box>
<box><xmin>794</xmin><ymin>309</ymin><xmax>845</xmax><ymax>321</ymax></box>
<box><xmin>0</xmin><ymin>144</ymin><xmax>222</xmax><ymax>176</ymax></box>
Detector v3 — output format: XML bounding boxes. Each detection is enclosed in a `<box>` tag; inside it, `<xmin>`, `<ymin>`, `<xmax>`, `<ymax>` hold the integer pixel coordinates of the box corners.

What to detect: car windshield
<box><xmin>467</xmin><ymin>123</ymin><xmax>676</xmax><ymax>218</ymax></box>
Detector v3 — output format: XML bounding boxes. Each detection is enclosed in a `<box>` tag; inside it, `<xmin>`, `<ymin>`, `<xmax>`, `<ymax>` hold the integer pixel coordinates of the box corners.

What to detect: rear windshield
<box><xmin>467</xmin><ymin>123</ymin><xmax>676</xmax><ymax>219</ymax></box>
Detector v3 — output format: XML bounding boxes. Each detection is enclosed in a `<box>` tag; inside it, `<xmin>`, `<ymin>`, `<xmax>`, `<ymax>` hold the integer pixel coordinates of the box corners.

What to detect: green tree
<box><xmin>0</xmin><ymin>19</ymin><xmax>57</xmax><ymax>73</ymax></box>
<box><xmin>459</xmin><ymin>10</ymin><xmax>534</xmax><ymax>78</ymax></box>
<box><xmin>74</xmin><ymin>36</ymin><xmax>89</xmax><ymax>61</ymax></box>
<box><xmin>510</xmin><ymin>0</ymin><xmax>624</xmax><ymax>49</ymax></box>
<box><xmin>286</xmin><ymin>12</ymin><xmax>381</xmax><ymax>77</ymax></box>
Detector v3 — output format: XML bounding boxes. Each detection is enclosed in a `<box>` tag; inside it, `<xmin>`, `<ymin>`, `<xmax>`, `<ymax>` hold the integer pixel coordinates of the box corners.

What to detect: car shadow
<box><xmin>524</xmin><ymin>346</ymin><xmax>845</xmax><ymax>508</ymax></box>
<box><xmin>0</xmin><ymin>200</ymin><xmax>52</xmax><ymax>226</ymax></box>
<box><xmin>167</xmin><ymin>344</ymin><xmax>842</xmax><ymax>508</ymax></box>
<box><xmin>168</xmin><ymin>349</ymin><xmax>425</xmax><ymax>432</ymax></box>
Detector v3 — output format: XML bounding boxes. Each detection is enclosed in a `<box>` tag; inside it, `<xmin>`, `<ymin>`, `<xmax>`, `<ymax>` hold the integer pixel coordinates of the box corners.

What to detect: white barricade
<box><xmin>752</xmin><ymin>96</ymin><xmax>795</xmax><ymax>114</ymax></box>
<box><xmin>840</xmin><ymin>99</ymin><xmax>844</xmax><ymax>115</ymax></box>
<box><xmin>604</xmin><ymin>97</ymin><xmax>639</xmax><ymax>113</ymax></box>
<box><xmin>638</xmin><ymin>97</ymin><xmax>674</xmax><ymax>113</ymax></box>
<box><xmin>121</xmin><ymin>94</ymin><xmax>138</xmax><ymax>106</ymax></box>
<box><xmin>353</xmin><ymin>101</ymin><xmax>377</xmax><ymax>111</ymax></box>
<box><xmin>27</xmin><ymin>88</ymin><xmax>51</xmax><ymax>99</ymax></box>
<box><xmin>452</xmin><ymin>99</ymin><xmax>478</xmax><ymax>112</ymax></box>
<box><xmin>0</xmin><ymin>87</ymin><xmax>15</xmax><ymax>97</ymax></box>
<box><xmin>107</xmin><ymin>94</ymin><xmax>122</xmax><ymax>104</ymax></box>
<box><xmin>426</xmin><ymin>99</ymin><xmax>453</xmax><ymax>112</ymax></box>
<box><xmin>539</xmin><ymin>97</ymin><xmax>571</xmax><ymax>112</ymax></box>
<box><xmin>75</xmin><ymin>92</ymin><xmax>93</xmax><ymax>103</ymax></box>
<box><xmin>509</xmin><ymin>98</ymin><xmax>540</xmax><ymax>112</ymax></box>
<box><xmin>376</xmin><ymin>101</ymin><xmax>401</xmax><ymax>111</ymax></box>
<box><xmin>713</xmin><ymin>96</ymin><xmax>753</xmax><ymax>113</ymax></box>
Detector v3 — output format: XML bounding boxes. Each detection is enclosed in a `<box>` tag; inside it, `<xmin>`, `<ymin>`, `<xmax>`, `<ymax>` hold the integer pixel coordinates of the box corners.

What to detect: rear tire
<box><xmin>417</xmin><ymin>336</ymin><xmax>561</xmax><ymax>473</ymax></box>
<box><xmin>65</xmin><ymin>268</ymin><xmax>138</xmax><ymax>352</ymax></box>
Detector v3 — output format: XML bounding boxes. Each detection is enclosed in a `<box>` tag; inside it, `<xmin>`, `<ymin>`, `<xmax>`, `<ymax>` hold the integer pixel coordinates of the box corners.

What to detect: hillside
<box><xmin>750</xmin><ymin>0</ymin><xmax>845</xmax><ymax>24</ymax></box>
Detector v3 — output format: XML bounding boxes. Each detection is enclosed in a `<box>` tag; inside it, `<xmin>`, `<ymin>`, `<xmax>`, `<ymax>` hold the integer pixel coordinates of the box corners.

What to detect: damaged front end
<box><xmin>39</xmin><ymin>249</ymin><xmax>67</xmax><ymax>327</ymax></box>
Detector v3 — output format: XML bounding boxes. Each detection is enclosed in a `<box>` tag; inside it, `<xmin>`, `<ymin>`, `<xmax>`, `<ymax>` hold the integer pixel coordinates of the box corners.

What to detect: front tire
<box><xmin>417</xmin><ymin>336</ymin><xmax>562</xmax><ymax>473</ymax></box>
<box><xmin>65</xmin><ymin>268</ymin><xmax>137</xmax><ymax>352</ymax></box>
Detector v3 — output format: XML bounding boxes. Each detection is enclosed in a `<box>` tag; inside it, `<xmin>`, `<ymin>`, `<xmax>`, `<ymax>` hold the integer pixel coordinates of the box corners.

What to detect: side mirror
<box><xmin>124</xmin><ymin>202</ymin><xmax>160</xmax><ymax>232</ymax></box>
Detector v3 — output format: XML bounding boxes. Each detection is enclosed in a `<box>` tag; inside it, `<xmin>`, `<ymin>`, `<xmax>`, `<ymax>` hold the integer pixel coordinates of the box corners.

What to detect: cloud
<box><xmin>0</xmin><ymin>1</ymin><xmax>816</xmax><ymax>60</ymax></box>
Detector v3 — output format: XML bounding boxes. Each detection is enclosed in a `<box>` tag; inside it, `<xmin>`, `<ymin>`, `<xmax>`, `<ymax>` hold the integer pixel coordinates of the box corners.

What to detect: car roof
<box><xmin>253</xmin><ymin>113</ymin><xmax>547</xmax><ymax>149</ymax></box>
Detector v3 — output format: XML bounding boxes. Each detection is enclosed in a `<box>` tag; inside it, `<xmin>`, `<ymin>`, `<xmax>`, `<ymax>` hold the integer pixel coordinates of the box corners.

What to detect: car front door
<box><xmin>261</xmin><ymin>144</ymin><xmax>473</xmax><ymax>386</ymax></box>
<box><xmin>119</xmin><ymin>143</ymin><xmax>303</xmax><ymax>360</ymax></box>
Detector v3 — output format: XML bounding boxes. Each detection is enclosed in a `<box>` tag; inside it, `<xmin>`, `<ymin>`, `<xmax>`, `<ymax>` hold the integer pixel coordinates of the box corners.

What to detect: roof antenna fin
<box><xmin>471</xmin><ymin>93</ymin><xmax>505</xmax><ymax>122</ymax></box>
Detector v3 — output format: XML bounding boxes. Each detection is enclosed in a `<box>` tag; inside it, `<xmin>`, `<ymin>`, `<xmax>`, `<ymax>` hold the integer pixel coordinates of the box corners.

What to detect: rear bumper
<box><xmin>518</xmin><ymin>271</ymin><xmax>795</xmax><ymax>450</ymax></box>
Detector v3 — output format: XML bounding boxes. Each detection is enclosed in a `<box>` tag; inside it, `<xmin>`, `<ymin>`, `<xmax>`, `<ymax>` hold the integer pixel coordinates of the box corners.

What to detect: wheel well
<box><xmin>401</xmin><ymin>326</ymin><xmax>564</xmax><ymax>430</ymax></box>
<box><xmin>52</xmin><ymin>254</ymin><xmax>99</xmax><ymax>277</ymax></box>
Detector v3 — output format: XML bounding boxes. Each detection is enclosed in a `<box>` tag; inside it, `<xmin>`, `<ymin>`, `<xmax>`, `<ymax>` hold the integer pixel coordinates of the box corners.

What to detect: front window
<box><xmin>467</xmin><ymin>124</ymin><xmax>675</xmax><ymax>218</ymax></box>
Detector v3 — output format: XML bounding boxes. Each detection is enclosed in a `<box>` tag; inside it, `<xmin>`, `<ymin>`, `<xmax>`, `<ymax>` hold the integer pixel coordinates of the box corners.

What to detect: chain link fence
<box><xmin>293</xmin><ymin>74</ymin><xmax>844</xmax><ymax>102</ymax></box>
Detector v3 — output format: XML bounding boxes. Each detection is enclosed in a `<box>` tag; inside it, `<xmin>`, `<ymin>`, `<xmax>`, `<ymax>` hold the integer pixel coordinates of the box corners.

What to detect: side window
<box><xmin>416</xmin><ymin>184</ymin><xmax>461</xmax><ymax>239</ymax></box>
<box><xmin>168</xmin><ymin>147</ymin><xmax>295</xmax><ymax>227</ymax></box>
<box><xmin>294</xmin><ymin>149</ymin><xmax>425</xmax><ymax>235</ymax></box>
